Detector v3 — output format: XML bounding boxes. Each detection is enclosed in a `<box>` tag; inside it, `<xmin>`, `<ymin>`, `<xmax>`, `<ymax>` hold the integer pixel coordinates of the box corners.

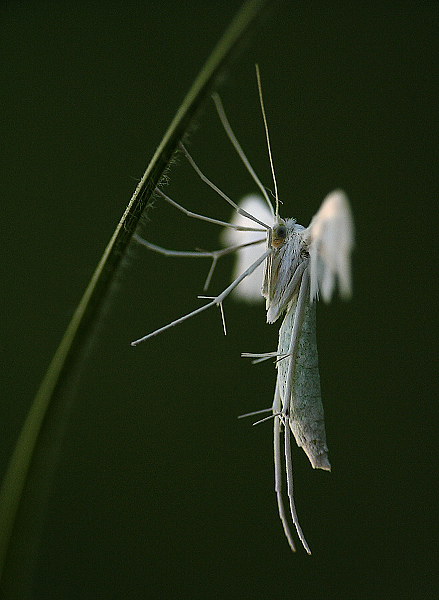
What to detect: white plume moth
<box><xmin>132</xmin><ymin>66</ymin><xmax>354</xmax><ymax>554</ymax></box>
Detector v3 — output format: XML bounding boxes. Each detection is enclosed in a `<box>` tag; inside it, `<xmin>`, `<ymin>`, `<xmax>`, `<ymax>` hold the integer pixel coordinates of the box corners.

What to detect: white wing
<box><xmin>303</xmin><ymin>189</ymin><xmax>354</xmax><ymax>303</ymax></box>
<box><xmin>221</xmin><ymin>194</ymin><xmax>271</xmax><ymax>303</ymax></box>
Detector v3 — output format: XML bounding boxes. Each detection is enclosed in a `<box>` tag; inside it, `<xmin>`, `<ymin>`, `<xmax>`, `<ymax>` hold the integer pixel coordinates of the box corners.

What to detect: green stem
<box><xmin>0</xmin><ymin>0</ymin><xmax>276</xmax><ymax>591</ymax></box>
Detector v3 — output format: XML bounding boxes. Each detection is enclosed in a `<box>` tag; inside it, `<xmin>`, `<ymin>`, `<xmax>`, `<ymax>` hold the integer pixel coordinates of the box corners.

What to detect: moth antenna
<box><xmin>255</xmin><ymin>64</ymin><xmax>280</xmax><ymax>220</ymax></box>
<box><xmin>212</xmin><ymin>93</ymin><xmax>275</xmax><ymax>220</ymax></box>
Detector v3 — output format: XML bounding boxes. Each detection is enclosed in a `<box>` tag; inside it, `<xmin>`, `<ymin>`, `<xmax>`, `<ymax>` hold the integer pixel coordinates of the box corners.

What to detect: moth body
<box><xmin>132</xmin><ymin>71</ymin><xmax>354</xmax><ymax>554</ymax></box>
<box><xmin>263</xmin><ymin>216</ymin><xmax>330</xmax><ymax>472</ymax></box>
<box><xmin>276</xmin><ymin>290</ymin><xmax>330</xmax><ymax>471</ymax></box>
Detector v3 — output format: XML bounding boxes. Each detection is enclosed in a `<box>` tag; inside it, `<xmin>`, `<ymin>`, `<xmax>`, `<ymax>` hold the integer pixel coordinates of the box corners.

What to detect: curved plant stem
<box><xmin>0</xmin><ymin>0</ymin><xmax>276</xmax><ymax>591</ymax></box>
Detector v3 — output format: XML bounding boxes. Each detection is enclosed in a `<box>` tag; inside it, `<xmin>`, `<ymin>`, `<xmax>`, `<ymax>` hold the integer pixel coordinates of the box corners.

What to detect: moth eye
<box><xmin>276</xmin><ymin>225</ymin><xmax>287</xmax><ymax>239</ymax></box>
<box><xmin>272</xmin><ymin>224</ymin><xmax>287</xmax><ymax>248</ymax></box>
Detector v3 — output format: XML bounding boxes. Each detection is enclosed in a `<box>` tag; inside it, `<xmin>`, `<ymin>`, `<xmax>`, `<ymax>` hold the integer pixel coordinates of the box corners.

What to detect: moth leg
<box><xmin>284</xmin><ymin>413</ymin><xmax>311</xmax><ymax>554</ymax></box>
<box><xmin>197</xmin><ymin>295</ymin><xmax>227</xmax><ymax>335</ymax></box>
<box><xmin>154</xmin><ymin>187</ymin><xmax>266</xmax><ymax>232</ymax></box>
<box><xmin>273</xmin><ymin>382</ymin><xmax>296</xmax><ymax>552</ymax></box>
<box><xmin>273</xmin><ymin>378</ymin><xmax>311</xmax><ymax>554</ymax></box>
<box><xmin>133</xmin><ymin>234</ymin><xmax>265</xmax><ymax>291</ymax></box>
<box><xmin>241</xmin><ymin>350</ymin><xmax>280</xmax><ymax>364</ymax></box>
<box><xmin>237</xmin><ymin>407</ymin><xmax>272</xmax><ymax>419</ymax></box>
<box><xmin>131</xmin><ymin>247</ymin><xmax>272</xmax><ymax>345</ymax></box>
<box><xmin>279</xmin><ymin>267</ymin><xmax>313</xmax><ymax>553</ymax></box>
<box><xmin>210</xmin><ymin>95</ymin><xmax>275</xmax><ymax>219</ymax></box>
<box><xmin>179</xmin><ymin>143</ymin><xmax>271</xmax><ymax>229</ymax></box>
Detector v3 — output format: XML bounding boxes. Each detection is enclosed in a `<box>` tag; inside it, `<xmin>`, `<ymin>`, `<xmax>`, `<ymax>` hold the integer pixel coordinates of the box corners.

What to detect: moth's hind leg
<box><xmin>283</xmin><ymin>411</ymin><xmax>311</xmax><ymax>554</ymax></box>
<box><xmin>154</xmin><ymin>187</ymin><xmax>266</xmax><ymax>231</ymax></box>
<box><xmin>131</xmin><ymin>247</ymin><xmax>271</xmax><ymax>345</ymax></box>
<box><xmin>274</xmin><ymin>411</ymin><xmax>297</xmax><ymax>552</ymax></box>
<box><xmin>273</xmin><ymin>380</ymin><xmax>311</xmax><ymax>554</ymax></box>
<box><xmin>133</xmin><ymin>234</ymin><xmax>265</xmax><ymax>292</ymax></box>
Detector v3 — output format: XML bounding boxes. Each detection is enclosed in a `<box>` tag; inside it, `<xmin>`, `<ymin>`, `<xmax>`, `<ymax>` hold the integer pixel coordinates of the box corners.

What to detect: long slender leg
<box><xmin>211</xmin><ymin>93</ymin><xmax>275</xmax><ymax>219</ymax></box>
<box><xmin>278</xmin><ymin>268</ymin><xmax>312</xmax><ymax>553</ymax></box>
<box><xmin>133</xmin><ymin>234</ymin><xmax>265</xmax><ymax>290</ymax></box>
<box><xmin>284</xmin><ymin>416</ymin><xmax>311</xmax><ymax>554</ymax></box>
<box><xmin>273</xmin><ymin>382</ymin><xmax>297</xmax><ymax>552</ymax></box>
<box><xmin>179</xmin><ymin>143</ymin><xmax>270</xmax><ymax>229</ymax></box>
<box><xmin>131</xmin><ymin>247</ymin><xmax>272</xmax><ymax>345</ymax></box>
<box><xmin>237</xmin><ymin>408</ymin><xmax>272</xmax><ymax>420</ymax></box>
<box><xmin>154</xmin><ymin>187</ymin><xmax>265</xmax><ymax>232</ymax></box>
<box><xmin>241</xmin><ymin>351</ymin><xmax>280</xmax><ymax>364</ymax></box>
<box><xmin>133</xmin><ymin>234</ymin><xmax>264</xmax><ymax>259</ymax></box>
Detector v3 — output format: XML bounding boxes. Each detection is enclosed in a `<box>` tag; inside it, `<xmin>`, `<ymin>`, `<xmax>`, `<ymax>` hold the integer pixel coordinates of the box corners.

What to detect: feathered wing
<box><xmin>221</xmin><ymin>194</ymin><xmax>271</xmax><ymax>303</ymax></box>
<box><xmin>272</xmin><ymin>259</ymin><xmax>330</xmax><ymax>471</ymax></box>
<box><xmin>303</xmin><ymin>190</ymin><xmax>354</xmax><ymax>303</ymax></box>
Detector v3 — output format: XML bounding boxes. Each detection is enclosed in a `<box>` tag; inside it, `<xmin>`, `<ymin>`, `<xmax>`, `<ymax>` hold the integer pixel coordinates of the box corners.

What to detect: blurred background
<box><xmin>1</xmin><ymin>1</ymin><xmax>437</xmax><ymax>598</ymax></box>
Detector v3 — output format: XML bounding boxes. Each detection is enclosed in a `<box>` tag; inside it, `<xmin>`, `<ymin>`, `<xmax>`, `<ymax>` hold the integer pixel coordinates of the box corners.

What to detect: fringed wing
<box><xmin>221</xmin><ymin>194</ymin><xmax>271</xmax><ymax>302</ymax></box>
<box><xmin>277</xmin><ymin>283</ymin><xmax>330</xmax><ymax>471</ymax></box>
<box><xmin>303</xmin><ymin>190</ymin><xmax>354</xmax><ymax>303</ymax></box>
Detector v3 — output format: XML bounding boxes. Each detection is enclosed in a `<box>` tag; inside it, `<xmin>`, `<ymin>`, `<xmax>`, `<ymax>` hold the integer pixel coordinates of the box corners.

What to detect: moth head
<box><xmin>271</xmin><ymin>221</ymin><xmax>288</xmax><ymax>248</ymax></box>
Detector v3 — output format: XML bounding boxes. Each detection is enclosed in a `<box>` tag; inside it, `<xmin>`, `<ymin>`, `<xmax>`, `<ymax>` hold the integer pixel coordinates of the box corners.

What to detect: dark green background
<box><xmin>1</xmin><ymin>1</ymin><xmax>437</xmax><ymax>598</ymax></box>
